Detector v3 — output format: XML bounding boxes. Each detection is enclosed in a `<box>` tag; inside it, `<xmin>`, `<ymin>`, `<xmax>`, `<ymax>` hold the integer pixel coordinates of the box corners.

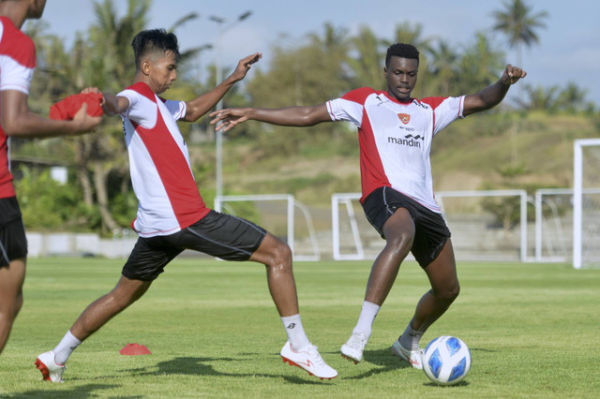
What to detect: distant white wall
<box><xmin>26</xmin><ymin>232</ymin><xmax>136</xmax><ymax>259</ymax></box>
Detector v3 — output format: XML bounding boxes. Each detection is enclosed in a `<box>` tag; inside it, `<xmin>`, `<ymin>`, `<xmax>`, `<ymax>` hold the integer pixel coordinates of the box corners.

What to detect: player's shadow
<box><xmin>423</xmin><ymin>380</ymin><xmax>470</xmax><ymax>387</ymax></box>
<box><xmin>336</xmin><ymin>347</ymin><xmax>410</xmax><ymax>380</ymax></box>
<box><xmin>122</xmin><ymin>355</ymin><xmax>331</xmax><ymax>385</ymax></box>
<box><xmin>4</xmin><ymin>383</ymin><xmax>122</xmax><ymax>399</ymax></box>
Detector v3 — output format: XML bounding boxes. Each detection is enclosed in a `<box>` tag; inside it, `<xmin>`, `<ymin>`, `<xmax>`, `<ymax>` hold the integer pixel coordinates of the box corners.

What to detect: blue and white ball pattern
<box><xmin>422</xmin><ymin>336</ymin><xmax>471</xmax><ymax>385</ymax></box>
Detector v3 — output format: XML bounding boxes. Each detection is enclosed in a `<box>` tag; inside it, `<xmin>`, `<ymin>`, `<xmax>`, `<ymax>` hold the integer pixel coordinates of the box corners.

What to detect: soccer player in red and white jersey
<box><xmin>210</xmin><ymin>43</ymin><xmax>526</xmax><ymax>368</ymax></box>
<box><xmin>0</xmin><ymin>0</ymin><xmax>101</xmax><ymax>355</ymax></box>
<box><xmin>36</xmin><ymin>29</ymin><xmax>337</xmax><ymax>383</ymax></box>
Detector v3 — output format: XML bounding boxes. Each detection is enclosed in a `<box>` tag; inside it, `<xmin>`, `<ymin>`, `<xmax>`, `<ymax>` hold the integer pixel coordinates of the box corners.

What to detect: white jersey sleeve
<box><xmin>163</xmin><ymin>99</ymin><xmax>187</xmax><ymax>121</ymax></box>
<box><xmin>0</xmin><ymin>57</ymin><xmax>33</xmax><ymax>94</ymax></box>
<box><xmin>0</xmin><ymin>19</ymin><xmax>36</xmax><ymax>94</ymax></box>
<box><xmin>428</xmin><ymin>96</ymin><xmax>465</xmax><ymax>135</ymax></box>
<box><xmin>326</xmin><ymin>87</ymin><xmax>377</xmax><ymax>128</ymax></box>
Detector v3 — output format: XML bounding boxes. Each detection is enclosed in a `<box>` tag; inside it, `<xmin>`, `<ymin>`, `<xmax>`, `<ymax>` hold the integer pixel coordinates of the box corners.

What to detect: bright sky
<box><xmin>38</xmin><ymin>0</ymin><xmax>600</xmax><ymax>105</ymax></box>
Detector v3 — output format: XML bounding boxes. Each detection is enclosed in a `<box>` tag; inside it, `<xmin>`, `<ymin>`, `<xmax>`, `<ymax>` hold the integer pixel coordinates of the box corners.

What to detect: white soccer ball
<box><xmin>422</xmin><ymin>336</ymin><xmax>471</xmax><ymax>385</ymax></box>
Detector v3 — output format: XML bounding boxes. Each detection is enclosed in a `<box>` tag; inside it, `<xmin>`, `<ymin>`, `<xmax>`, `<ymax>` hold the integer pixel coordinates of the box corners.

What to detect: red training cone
<box><xmin>120</xmin><ymin>343</ymin><xmax>152</xmax><ymax>355</ymax></box>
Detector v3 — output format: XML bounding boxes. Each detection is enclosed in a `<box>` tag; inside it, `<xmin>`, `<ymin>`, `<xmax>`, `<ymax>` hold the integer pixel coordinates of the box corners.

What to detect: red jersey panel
<box><xmin>0</xmin><ymin>17</ymin><xmax>36</xmax><ymax>198</ymax></box>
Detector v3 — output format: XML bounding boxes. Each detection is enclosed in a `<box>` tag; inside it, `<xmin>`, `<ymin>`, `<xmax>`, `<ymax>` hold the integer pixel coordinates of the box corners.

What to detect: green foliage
<box><xmin>15</xmin><ymin>4</ymin><xmax>599</xmax><ymax>236</ymax></box>
<box><xmin>15</xmin><ymin>166</ymin><xmax>99</xmax><ymax>231</ymax></box>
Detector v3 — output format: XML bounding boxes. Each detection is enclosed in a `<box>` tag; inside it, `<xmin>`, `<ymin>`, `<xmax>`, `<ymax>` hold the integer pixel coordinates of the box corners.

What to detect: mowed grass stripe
<box><xmin>0</xmin><ymin>258</ymin><xmax>598</xmax><ymax>398</ymax></box>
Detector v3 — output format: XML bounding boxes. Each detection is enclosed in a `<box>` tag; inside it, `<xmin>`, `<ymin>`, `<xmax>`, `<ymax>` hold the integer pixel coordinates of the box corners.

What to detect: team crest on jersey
<box><xmin>397</xmin><ymin>113</ymin><xmax>410</xmax><ymax>124</ymax></box>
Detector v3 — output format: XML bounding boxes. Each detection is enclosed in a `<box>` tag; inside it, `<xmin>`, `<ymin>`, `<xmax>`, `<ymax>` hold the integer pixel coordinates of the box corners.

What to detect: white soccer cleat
<box><xmin>340</xmin><ymin>332</ymin><xmax>369</xmax><ymax>364</ymax></box>
<box><xmin>35</xmin><ymin>351</ymin><xmax>65</xmax><ymax>383</ymax></box>
<box><xmin>392</xmin><ymin>340</ymin><xmax>424</xmax><ymax>370</ymax></box>
<box><xmin>280</xmin><ymin>341</ymin><xmax>337</xmax><ymax>380</ymax></box>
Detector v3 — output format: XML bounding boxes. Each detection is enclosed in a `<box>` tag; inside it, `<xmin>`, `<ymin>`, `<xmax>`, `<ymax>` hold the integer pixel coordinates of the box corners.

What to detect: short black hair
<box><xmin>131</xmin><ymin>29</ymin><xmax>181</xmax><ymax>69</ymax></box>
<box><xmin>385</xmin><ymin>43</ymin><xmax>419</xmax><ymax>67</ymax></box>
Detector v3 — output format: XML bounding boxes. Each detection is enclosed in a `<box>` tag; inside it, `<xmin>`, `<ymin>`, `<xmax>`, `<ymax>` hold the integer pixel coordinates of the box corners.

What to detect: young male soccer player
<box><xmin>35</xmin><ymin>29</ymin><xmax>337</xmax><ymax>382</ymax></box>
<box><xmin>210</xmin><ymin>43</ymin><xmax>526</xmax><ymax>368</ymax></box>
<box><xmin>0</xmin><ymin>0</ymin><xmax>101</xmax><ymax>355</ymax></box>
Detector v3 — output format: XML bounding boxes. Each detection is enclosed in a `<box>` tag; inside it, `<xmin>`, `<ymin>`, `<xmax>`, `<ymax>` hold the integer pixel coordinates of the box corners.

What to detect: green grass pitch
<box><xmin>1</xmin><ymin>257</ymin><xmax>599</xmax><ymax>398</ymax></box>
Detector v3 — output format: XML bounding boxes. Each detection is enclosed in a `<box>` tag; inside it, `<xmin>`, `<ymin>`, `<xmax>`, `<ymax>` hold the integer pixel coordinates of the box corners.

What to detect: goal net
<box><xmin>331</xmin><ymin>190</ymin><xmax>529</xmax><ymax>262</ymax></box>
<box><xmin>573</xmin><ymin>139</ymin><xmax>600</xmax><ymax>269</ymax></box>
<box><xmin>214</xmin><ymin>194</ymin><xmax>320</xmax><ymax>261</ymax></box>
<box><xmin>534</xmin><ymin>189</ymin><xmax>573</xmax><ymax>262</ymax></box>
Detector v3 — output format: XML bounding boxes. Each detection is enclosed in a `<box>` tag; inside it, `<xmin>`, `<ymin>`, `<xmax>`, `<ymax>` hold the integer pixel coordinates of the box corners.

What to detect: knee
<box><xmin>14</xmin><ymin>292</ymin><xmax>23</xmax><ymax>316</ymax></box>
<box><xmin>385</xmin><ymin>231</ymin><xmax>414</xmax><ymax>257</ymax></box>
<box><xmin>0</xmin><ymin>292</ymin><xmax>23</xmax><ymax>318</ymax></box>
<box><xmin>265</xmin><ymin>241</ymin><xmax>292</xmax><ymax>270</ymax></box>
<box><xmin>435</xmin><ymin>282</ymin><xmax>460</xmax><ymax>304</ymax></box>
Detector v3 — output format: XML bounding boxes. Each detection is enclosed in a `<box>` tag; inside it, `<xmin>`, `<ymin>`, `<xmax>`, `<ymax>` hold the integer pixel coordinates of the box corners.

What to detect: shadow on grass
<box><xmin>122</xmin><ymin>355</ymin><xmax>333</xmax><ymax>385</ymax></box>
<box><xmin>4</xmin><ymin>383</ymin><xmax>125</xmax><ymax>399</ymax></box>
<box><xmin>423</xmin><ymin>380</ymin><xmax>470</xmax><ymax>387</ymax></box>
<box><xmin>335</xmin><ymin>347</ymin><xmax>410</xmax><ymax>380</ymax></box>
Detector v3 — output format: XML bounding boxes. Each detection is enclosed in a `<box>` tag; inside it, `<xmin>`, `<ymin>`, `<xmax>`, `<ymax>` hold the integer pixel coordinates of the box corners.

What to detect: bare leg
<box><xmin>408</xmin><ymin>239</ymin><xmax>460</xmax><ymax>332</ymax></box>
<box><xmin>364</xmin><ymin>208</ymin><xmax>415</xmax><ymax>305</ymax></box>
<box><xmin>70</xmin><ymin>276</ymin><xmax>152</xmax><ymax>341</ymax></box>
<box><xmin>250</xmin><ymin>233</ymin><xmax>298</xmax><ymax>317</ymax></box>
<box><xmin>0</xmin><ymin>258</ymin><xmax>26</xmax><ymax>354</ymax></box>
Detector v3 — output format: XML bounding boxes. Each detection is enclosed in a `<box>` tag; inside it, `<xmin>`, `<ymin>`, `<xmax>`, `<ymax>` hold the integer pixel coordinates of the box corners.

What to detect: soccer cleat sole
<box><xmin>34</xmin><ymin>358</ymin><xmax>51</xmax><ymax>381</ymax></box>
<box><xmin>340</xmin><ymin>353</ymin><xmax>359</xmax><ymax>364</ymax></box>
<box><xmin>281</xmin><ymin>356</ymin><xmax>337</xmax><ymax>380</ymax></box>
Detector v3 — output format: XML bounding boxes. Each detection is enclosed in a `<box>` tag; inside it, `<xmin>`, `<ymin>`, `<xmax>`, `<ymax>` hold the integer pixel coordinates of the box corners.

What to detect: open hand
<box><xmin>209</xmin><ymin>108</ymin><xmax>250</xmax><ymax>132</ymax></box>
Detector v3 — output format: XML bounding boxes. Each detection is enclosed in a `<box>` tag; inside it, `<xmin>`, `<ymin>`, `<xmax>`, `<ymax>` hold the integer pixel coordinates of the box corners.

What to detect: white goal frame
<box><xmin>572</xmin><ymin>138</ymin><xmax>600</xmax><ymax>269</ymax></box>
<box><xmin>332</xmin><ymin>190</ymin><xmax>529</xmax><ymax>262</ymax></box>
<box><xmin>214</xmin><ymin>194</ymin><xmax>320</xmax><ymax>261</ymax></box>
<box><xmin>436</xmin><ymin>190</ymin><xmax>529</xmax><ymax>262</ymax></box>
<box><xmin>331</xmin><ymin>193</ymin><xmax>364</xmax><ymax>260</ymax></box>
<box><xmin>534</xmin><ymin>188</ymin><xmax>572</xmax><ymax>262</ymax></box>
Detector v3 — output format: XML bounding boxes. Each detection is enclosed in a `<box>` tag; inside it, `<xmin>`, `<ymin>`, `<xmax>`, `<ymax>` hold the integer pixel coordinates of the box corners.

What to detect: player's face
<box><xmin>385</xmin><ymin>56</ymin><xmax>418</xmax><ymax>102</ymax></box>
<box><xmin>147</xmin><ymin>50</ymin><xmax>178</xmax><ymax>94</ymax></box>
<box><xmin>26</xmin><ymin>0</ymin><xmax>47</xmax><ymax>19</ymax></box>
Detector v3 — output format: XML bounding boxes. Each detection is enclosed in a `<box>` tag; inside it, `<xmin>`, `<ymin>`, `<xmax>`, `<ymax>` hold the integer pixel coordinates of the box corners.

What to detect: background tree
<box><xmin>492</xmin><ymin>0</ymin><xmax>548</xmax><ymax>66</ymax></box>
<box><xmin>347</xmin><ymin>25</ymin><xmax>384</xmax><ymax>90</ymax></box>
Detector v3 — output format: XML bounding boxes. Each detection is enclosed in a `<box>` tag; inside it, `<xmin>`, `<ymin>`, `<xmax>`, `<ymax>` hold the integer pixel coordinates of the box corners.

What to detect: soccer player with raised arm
<box><xmin>35</xmin><ymin>29</ymin><xmax>337</xmax><ymax>382</ymax></box>
<box><xmin>210</xmin><ymin>43</ymin><xmax>526</xmax><ymax>368</ymax></box>
<box><xmin>0</xmin><ymin>0</ymin><xmax>101</xmax><ymax>355</ymax></box>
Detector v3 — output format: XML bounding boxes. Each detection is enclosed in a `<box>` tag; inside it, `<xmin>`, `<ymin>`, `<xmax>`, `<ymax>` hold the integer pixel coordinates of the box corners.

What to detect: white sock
<box><xmin>399</xmin><ymin>322</ymin><xmax>424</xmax><ymax>350</ymax></box>
<box><xmin>281</xmin><ymin>314</ymin><xmax>310</xmax><ymax>350</ymax></box>
<box><xmin>352</xmin><ymin>301</ymin><xmax>380</xmax><ymax>337</ymax></box>
<box><xmin>53</xmin><ymin>330</ymin><xmax>81</xmax><ymax>365</ymax></box>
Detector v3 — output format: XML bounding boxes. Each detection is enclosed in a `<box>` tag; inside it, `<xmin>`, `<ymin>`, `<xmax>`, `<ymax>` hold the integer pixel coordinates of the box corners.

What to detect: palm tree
<box><xmin>387</xmin><ymin>21</ymin><xmax>434</xmax><ymax>97</ymax></box>
<box><xmin>514</xmin><ymin>84</ymin><xmax>559</xmax><ymax>110</ymax></box>
<box><xmin>557</xmin><ymin>82</ymin><xmax>588</xmax><ymax>112</ymax></box>
<box><xmin>347</xmin><ymin>25</ymin><xmax>385</xmax><ymax>89</ymax></box>
<box><xmin>491</xmin><ymin>0</ymin><xmax>548</xmax><ymax>66</ymax></box>
<box><xmin>428</xmin><ymin>40</ymin><xmax>459</xmax><ymax>95</ymax></box>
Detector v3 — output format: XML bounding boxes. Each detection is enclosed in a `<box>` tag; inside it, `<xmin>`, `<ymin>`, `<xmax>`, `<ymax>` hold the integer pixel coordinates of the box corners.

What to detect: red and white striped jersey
<box><xmin>327</xmin><ymin>87</ymin><xmax>464</xmax><ymax>213</ymax></box>
<box><xmin>119</xmin><ymin>82</ymin><xmax>210</xmax><ymax>237</ymax></box>
<box><xmin>0</xmin><ymin>16</ymin><xmax>36</xmax><ymax>198</ymax></box>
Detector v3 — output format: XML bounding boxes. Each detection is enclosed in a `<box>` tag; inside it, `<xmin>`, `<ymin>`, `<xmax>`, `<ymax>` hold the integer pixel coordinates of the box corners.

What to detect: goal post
<box><xmin>214</xmin><ymin>194</ymin><xmax>320</xmax><ymax>261</ymax></box>
<box><xmin>331</xmin><ymin>193</ymin><xmax>365</xmax><ymax>260</ymax></box>
<box><xmin>534</xmin><ymin>188</ymin><xmax>572</xmax><ymax>262</ymax></box>
<box><xmin>573</xmin><ymin>138</ymin><xmax>600</xmax><ymax>269</ymax></box>
<box><xmin>331</xmin><ymin>189</ymin><xmax>529</xmax><ymax>262</ymax></box>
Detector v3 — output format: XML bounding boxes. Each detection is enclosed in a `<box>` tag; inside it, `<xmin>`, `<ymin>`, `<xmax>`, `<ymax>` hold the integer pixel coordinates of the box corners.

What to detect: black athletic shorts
<box><xmin>122</xmin><ymin>210</ymin><xmax>267</xmax><ymax>281</ymax></box>
<box><xmin>0</xmin><ymin>196</ymin><xmax>27</xmax><ymax>267</ymax></box>
<box><xmin>361</xmin><ymin>186</ymin><xmax>450</xmax><ymax>268</ymax></box>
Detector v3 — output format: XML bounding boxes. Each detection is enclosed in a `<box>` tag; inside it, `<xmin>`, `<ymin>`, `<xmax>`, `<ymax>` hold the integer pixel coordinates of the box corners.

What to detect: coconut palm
<box><xmin>491</xmin><ymin>0</ymin><xmax>548</xmax><ymax>66</ymax></box>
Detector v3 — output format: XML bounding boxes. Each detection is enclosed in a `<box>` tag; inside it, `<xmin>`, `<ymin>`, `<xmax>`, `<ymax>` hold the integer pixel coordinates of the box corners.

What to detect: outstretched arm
<box><xmin>182</xmin><ymin>52</ymin><xmax>261</xmax><ymax>122</ymax></box>
<box><xmin>463</xmin><ymin>64</ymin><xmax>526</xmax><ymax>117</ymax></box>
<box><xmin>0</xmin><ymin>90</ymin><xmax>101</xmax><ymax>138</ymax></box>
<box><xmin>209</xmin><ymin>104</ymin><xmax>331</xmax><ymax>132</ymax></box>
